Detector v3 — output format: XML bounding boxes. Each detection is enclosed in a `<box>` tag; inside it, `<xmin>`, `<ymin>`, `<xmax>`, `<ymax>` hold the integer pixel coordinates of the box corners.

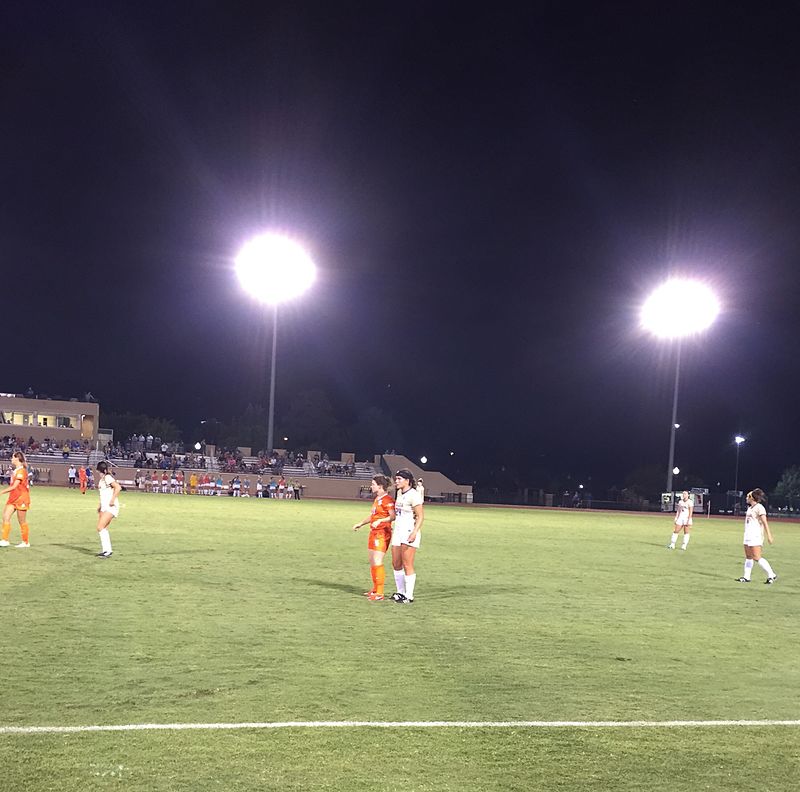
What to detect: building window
<box><xmin>11</xmin><ymin>412</ymin><xmax>33</xmax><ymax>426</ymax></box>
<box><xmin>57</xmin><ymin>416</ymin><xmax>76</xmax><ymax>429</ymax></box>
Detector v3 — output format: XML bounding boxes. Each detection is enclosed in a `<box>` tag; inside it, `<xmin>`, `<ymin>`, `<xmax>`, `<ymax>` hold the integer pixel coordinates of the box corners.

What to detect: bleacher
<box><xmin>306</xmin><ymin>461</ymin><xmax>378</xmax><ymax>480</ymax></box>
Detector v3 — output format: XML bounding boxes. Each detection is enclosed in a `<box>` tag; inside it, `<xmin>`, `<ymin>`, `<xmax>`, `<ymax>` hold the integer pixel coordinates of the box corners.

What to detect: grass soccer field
<box><xmin>0</xmin><ymin>488</ymin><xmax>798</xmax><ymax>791</ymax></box>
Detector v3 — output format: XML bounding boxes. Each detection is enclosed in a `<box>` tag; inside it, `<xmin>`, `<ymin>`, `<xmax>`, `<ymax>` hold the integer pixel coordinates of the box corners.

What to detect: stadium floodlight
<box><xmin>235</xmin><ymin>232</ymin><xmax>316</xmax><ymax>455</ymax></box>
<box><xmin>673</xmin><ymin>467</ymin><xmax>680</xmax><ymax>475</ymax></box>
<box><xmin>420</xmin><ymin>456</ymin><xmax>428</xmax><ymax>465</ymax></box>
<box><xmin>194</xmin><ymin>442</ymin><xmax>202</xmax><ymax>451</ymax></box>
<box><xmin>641</xmin><ymin>279</ymin><xmax>720</xmax><ymax>339</ymax></box>
<box><xmin>734</xmin><ymin>435</ymin><xmax>746</xmax><ymax>494</ymax></box>
<box><xmin>235</xmin><ymin>233</ymin><xmax>316</xmax><ymax>306</ymax></box>
<box><xmin>642</xmin><ymin>278</ymin><xmax>720</xmax><ymax>495</ymax></box>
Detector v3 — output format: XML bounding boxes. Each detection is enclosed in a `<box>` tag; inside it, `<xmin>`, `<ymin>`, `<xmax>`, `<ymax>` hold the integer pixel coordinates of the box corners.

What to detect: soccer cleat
<box><xmin>363</xmin><ymin>591</ymin><xmax>375</xmax><ymax>597</ymax></box>
<box><xmin>666</xmin><ymin>545</ymin><xmax>674</xmax><ymax>550</ymax></box>
<box><xmin>390</xmin><ymin>592</ymin><xmax>406</xmax><ymax>602</ymax></box>
<box><xmin>15</xmin><ymin>542</ymin><xmax>30</xmax><ymax>548</ymax></box>
<box><xmin>367</xmin><ymin>592</ymin><xmax>384</xmax><ymax>601</ymax></box>
<box><xmin>0</xmin><ymin>540</ymin><xmax>9</xmax><ymax>547</ymax></box>
<box><xmin>400</xmin><ymin>598</ymin><xmax>414</xmax><ymax>604</ymax></box>
<box><xmin>735</xmin><ymin>577</ymin><xmax>750</xmax><ymax>583</ymax></box>
<box><xmin>96</xmin><ymin>551</ymin><xmax>113</xmax><ymax>558</ymax></box>
<box><xmin>765</xmin><ymin>576</ymin><xmax>777</xmax><ymax>585</ymax></box>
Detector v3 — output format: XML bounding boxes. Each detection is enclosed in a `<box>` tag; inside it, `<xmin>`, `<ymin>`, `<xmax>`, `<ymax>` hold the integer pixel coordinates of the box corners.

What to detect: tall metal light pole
<box><xmin>641</xmin><ymin>278</ymin><xmax>720</xmax><ymax>497</ymax></box>
<box><xmin>734</xmin><ymin>435</ymin><xmax>745</xmax><ymax>494</ymax></box>
<box><xmin>235</xmin><ymin>233</ymin><xmax>316</xmax><ymax>454</ymax></box>
<box><xmin>666</xmin><ymin>344</ymin><xmax>682</xmax><ymax>493</ymax></box>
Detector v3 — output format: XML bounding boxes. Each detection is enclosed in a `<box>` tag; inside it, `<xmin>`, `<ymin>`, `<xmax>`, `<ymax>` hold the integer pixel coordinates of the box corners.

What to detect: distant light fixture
<box><xmin>449</xmin><ymin>451</ymin><xmax>455</xmax><ymax>456</ymax></box>
<box><xmin>420</xmin><ymin>456</ymin><xmax>428</xmax><ymax>464</ymax></box>
<box><xmin>283</xmin><ymin>437</ymin><xmax>289</xmax><ymax>442</ymax></box>
<box><xmin>674</xmin><ymin>423</ymin><xmax>681</xmax><ymax>429</ymax></box>
<box><xmin>734</xmin><ymin>435</ymin><xmax>745</xmax><ymax>445</ymax></box>
<box><xmin>194</xmin><ymin>442</ymin><xmax>202</xmax><ymax>451</ymax></box>
<box><xmin>673</xmin><ymin>467</ymin><xmax>680</xmax><ymax>475</ymax></box>
<box><xmin>578</xmin><ymin>484</ymin><xmax>584</xmax><ymax>489</ymax></box>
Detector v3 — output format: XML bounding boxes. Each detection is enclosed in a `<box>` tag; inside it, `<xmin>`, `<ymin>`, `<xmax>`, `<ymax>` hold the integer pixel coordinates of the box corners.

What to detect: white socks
<box><xmin>405</xmin><ymin>574</ymin><xmax>417</xmax><ymax>601</ymax></box>
<box><xmin>757</xmin><ymin>557</ymin><xmax>775</xmax><ymax>578</ymax></box>
<box><xmin>681</xmin><ymin>534</ymin><xmax>691</xmax><ymax>550</ymax></box>
<box><xmin>743</xmin><ymin>558</ymin><xmax>754</xmax><ymax>581</ymax></box>
<box><xmin>393</xmin><ymin>569</ymin><xmax>405</xmax><ymax>595</ymax></box>
<box><xmin>669</xmin><ymin>533</ymin><xmax>678</xmax><ymax>548</ymax></box>
<box><xmin>99</xmin><ymin>528</ymin><xmax>112</xmax><ymax>554</ymax></box>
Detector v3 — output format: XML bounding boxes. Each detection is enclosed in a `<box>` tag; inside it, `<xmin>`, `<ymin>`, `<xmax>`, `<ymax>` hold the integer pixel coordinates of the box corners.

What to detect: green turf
<box><xmin>0</xmin><ymin>489</ymin><xmax>798</xmax><ymax>790</ymax></box>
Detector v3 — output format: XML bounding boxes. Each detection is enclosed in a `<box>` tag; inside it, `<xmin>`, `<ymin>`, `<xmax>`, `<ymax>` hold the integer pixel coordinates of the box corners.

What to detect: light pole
<box><xmin>641</xmin><ymin>278</ymin><xmax>720</xmax><ymax>496</ymax></box>
<box><xmin>734</xmin><ymin>435</ymin><xmax>745</xmax><ymax>494</ymax></box>
<box><xmin>235</xmin><ymin>233</ymin><xmax>316</xmax><ymax>454</ymax></box>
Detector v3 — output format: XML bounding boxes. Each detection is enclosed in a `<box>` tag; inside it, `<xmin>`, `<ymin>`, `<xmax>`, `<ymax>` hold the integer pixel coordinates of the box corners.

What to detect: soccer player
<box><xmin>0</xmin><ymin>451</ymin><xmax>32</xmax><ymax>548</ymax></box>
<box><xmin>353</xmin><ymin>475</ymin><xmax>396</xmax><ymax>601</ymax></box>
<box><xmin>390</xmin><ymin>469</ymin><xmax>425</xmax><ymax>604</ymax></box>
<box><xmin>95</xmin><ymin>460</ymin><xmax>120</xmax><ymax>558</ymax></box>
<box><xmin>668</xmin><ymin>490</ymin><xmax>693</xmax><ymax>550</ymax></box>
<box><xmin>736</xmin><ymin>488</ymin><xmax>777</xmax><ymax>584</ymax></box>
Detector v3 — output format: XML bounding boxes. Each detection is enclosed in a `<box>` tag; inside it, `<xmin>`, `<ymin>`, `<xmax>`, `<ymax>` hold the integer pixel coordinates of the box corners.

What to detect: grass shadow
<box><xmin>50</xmin><ymin>543</ymin><xmax>97</xmax><ymax>555</ymax></box>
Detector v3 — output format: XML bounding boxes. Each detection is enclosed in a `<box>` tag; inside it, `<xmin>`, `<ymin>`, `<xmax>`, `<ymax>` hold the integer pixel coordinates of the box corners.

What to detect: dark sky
<box><xmin>4</xmin><ymin>2</ymin><xmax>800</xmax><ymax>493</ymax></box>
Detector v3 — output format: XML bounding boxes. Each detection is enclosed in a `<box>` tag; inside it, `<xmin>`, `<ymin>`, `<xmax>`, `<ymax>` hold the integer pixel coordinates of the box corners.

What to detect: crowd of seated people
<box><xmin>0</xmin><ymin>435</ymin><xmax>89</xmax><ymax>460</ymax></box>
<box><xmin>311</xmin><ymin>453</ymin><xmax>355</xmax><ymax>476</ymax></box>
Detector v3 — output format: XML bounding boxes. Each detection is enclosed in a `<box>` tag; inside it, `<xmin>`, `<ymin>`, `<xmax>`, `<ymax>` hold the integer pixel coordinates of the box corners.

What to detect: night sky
<box><xmin>4</xmin><ymin>2</ymin><xmax>800</xmax><ymax>494</ymax></box>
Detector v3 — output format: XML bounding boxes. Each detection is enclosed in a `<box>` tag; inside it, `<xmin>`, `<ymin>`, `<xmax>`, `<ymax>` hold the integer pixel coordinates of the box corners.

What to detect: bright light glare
<box><xmin>420</xmin><ymin>456</ymin><xmax>428</xmax><ymax>464</ymax></box>
<box><xmin>641</xmin><ymin>279</ymin><xmax>720</xmax><ymax>339</ymax></box>
<box><xmin>735</xmin><ymin>435</ymin><xmax>746</xmax><ymax>445</ymax></box>
<box><xmin>194</xmin><ymin>442</ymin><xmax>202</xmax><ymax>451</ymax></box>
<box><xmin>673</xmin><ymin>467</ymin><xmax>680</xmax><ymax>475</ymax></box>
<box><xmin>235</xmin><ymin>233</ymin><xmax>316</xmax><ymax>305</ymax></box>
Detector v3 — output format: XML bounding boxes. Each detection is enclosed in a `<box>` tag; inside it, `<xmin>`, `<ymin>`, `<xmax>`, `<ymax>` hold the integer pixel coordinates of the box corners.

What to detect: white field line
<box><xmin>1</xmin><ymin>720</ymin><xmax>800</xmax><ymax>735</ymax></box>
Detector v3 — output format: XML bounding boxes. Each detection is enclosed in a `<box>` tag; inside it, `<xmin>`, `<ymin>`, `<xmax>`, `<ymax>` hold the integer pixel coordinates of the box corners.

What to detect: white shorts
<box><xmin>101</xmin><ymin>504</ymin><xmax>119</xmax><ymax>518</ymax></box>
<box><xmin>675</xmin><ymin>516</ymin><xmax>692</xmax><ymax>527</ymax></box>
<box><xmin>391</xmin><ymin>524</ymin><xmax>421</xmax><ymax>548</ymax></box>
<box><xmin>743</xmin><ymin>527</ymin><xmax>764</xmax><ymax>547</ymax></box>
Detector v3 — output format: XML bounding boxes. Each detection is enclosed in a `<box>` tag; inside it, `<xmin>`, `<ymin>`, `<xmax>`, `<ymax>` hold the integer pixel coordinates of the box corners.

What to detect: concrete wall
<box><xmin>30</xmin><ymin>460</ymin><xmax>372</xmax><ymax>500</ymax></box>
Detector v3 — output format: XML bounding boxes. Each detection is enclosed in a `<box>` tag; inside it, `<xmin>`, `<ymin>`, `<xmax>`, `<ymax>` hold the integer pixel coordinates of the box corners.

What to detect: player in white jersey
<box><xmin>390</xmin><ymin>469</ymin><xmax>425</xmax><ymax>604</ymax></box>
<box><xmin>95</xmin><ymin>461</ymin><xmax>120</xmax><ymax>558</ymax></box>
<box><xmin>667</xmin><ymin>491</ymin><xmax>694</xmax><ymax>550</ymax></box>
<box><xmin>736</xmin><ymin>488</ymin><xmax>777</xmax><ymax>583</ymax></box>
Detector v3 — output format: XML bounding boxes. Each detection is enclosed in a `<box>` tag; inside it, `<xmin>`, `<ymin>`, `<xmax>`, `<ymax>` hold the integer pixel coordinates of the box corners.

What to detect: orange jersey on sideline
<box><xmin>7</xmin><ymin>466</ymin><xmax>30</xmax><ymax>509</ymax></box>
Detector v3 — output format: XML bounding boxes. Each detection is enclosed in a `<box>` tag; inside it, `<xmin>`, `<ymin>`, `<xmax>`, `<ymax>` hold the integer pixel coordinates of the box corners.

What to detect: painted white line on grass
<box><xmin>2</xmin><ymin>720</ymin><xmax>800</xmax><ymax>735</ymax></box>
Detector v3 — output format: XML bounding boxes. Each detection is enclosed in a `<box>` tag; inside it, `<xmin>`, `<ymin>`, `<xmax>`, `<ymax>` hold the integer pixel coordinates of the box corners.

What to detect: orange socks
<box><xmin>1</xmin><ymin>523</ymin><xmax>9</xmax><ymax>541</ymax></box>
<box><xmin>371</xmin><ymin>565</ymin><xmax>386</xmax><ymax>596</ymax></box>
<box><xmin>20</xmin><ymin>523</ymin><xmax>29</xmax><ymax>543</ymax></box>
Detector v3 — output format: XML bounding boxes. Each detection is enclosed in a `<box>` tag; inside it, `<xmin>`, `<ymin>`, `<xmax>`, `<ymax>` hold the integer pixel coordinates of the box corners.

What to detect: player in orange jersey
<box><xmin>78</xmin><ymin>465</ymin><xmax>88</xmax><ymax>494</ymax></box>
<box><xmin>352</xmin><ymin>475</ymin><xmax>396</xmax><ymax>600</ymax></box>
<box><xmin>0</xmin><ymin>451</ymin><xmax>32</xmax><ymax>548</ymax></box>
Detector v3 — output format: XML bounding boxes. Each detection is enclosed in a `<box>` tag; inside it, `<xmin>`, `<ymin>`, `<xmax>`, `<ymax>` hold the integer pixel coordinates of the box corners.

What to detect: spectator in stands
<box><xmin>256</xmin><ymin>475</ymin><xmax>264</xmax><ymax>498</ymax></box>
<box><xmin>352</xmin><ymin>474</ymin><xmax>395</xmax><ymax>601</ymax></box>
